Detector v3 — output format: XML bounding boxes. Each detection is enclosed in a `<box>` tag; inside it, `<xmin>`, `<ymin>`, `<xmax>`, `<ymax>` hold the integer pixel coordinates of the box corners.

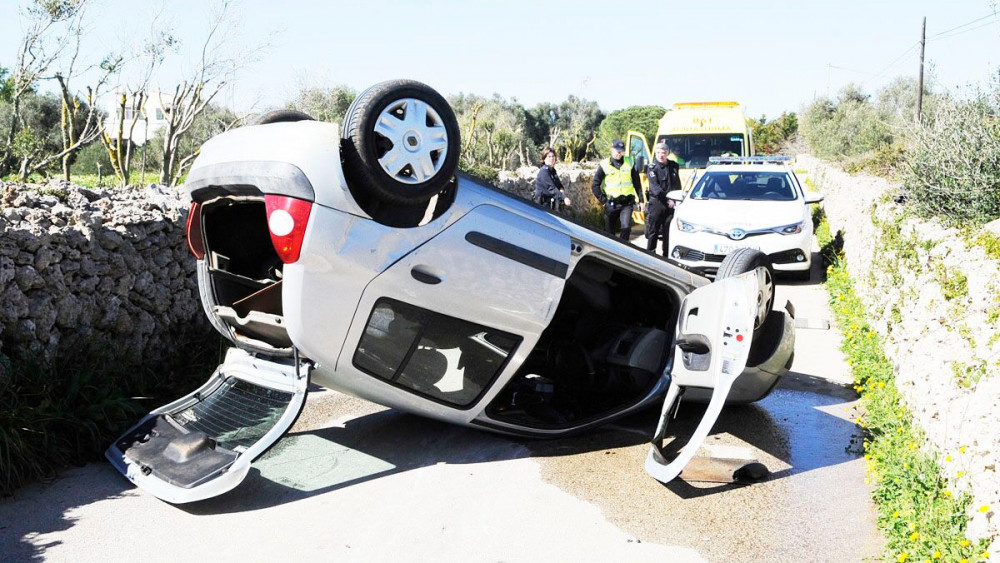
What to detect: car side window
<box><xmin>354</xmin><ymin>298</ymin><xmax>521</xmax><ymax>407</ymax></box>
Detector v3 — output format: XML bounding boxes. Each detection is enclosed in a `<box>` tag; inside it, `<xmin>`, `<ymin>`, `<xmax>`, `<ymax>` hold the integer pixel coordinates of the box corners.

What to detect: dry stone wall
<box><xmin>798</xmin><ymin>155</ymin><xmax>999</xmax><ymax>548</ymax></box>
<box><xmin>0</xmin><ymin>180</ymin><xmax>210</xmax><ymax>376</ymax></box>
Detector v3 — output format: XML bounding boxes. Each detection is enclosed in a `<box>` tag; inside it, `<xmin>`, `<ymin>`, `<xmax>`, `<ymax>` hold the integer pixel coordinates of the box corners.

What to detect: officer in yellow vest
<box><xmin>591</xmin><ymin>139</ymin><xmax>644</xmax><ymax>240</ymax></box>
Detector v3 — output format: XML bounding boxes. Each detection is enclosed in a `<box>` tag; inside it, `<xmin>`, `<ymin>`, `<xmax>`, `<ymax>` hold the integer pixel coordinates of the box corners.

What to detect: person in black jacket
<box><xmin>534</xmin><ymin>147</ymin><xmax>571</xmax><ymax>211</ymax></box>
<box><xmin>644</xmin><ymin>141</ymin><xmax>680</xmax><ymax>255</ymax></box>
<box><xmin>591</xmin><ymin>139</ymin><xmax>644</xmax><ymax>240</ymax></box>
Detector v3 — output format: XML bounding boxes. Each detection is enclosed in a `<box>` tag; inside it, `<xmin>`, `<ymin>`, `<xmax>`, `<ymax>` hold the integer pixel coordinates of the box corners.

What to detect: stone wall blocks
<box><xmin>14</xmin><ymin>265</ymin><xmax>46</xmax><ymax>291</ymax></box>
<box><xmin>97</xmin><ymin>229</ymin><xmax>124</xmax><ymax>250</ymax></box>
<box><xmin>0</xmin><ymin>256</ymin><xmax>14</xmax><ymax>285</ymax></box>
<box><xmin>0</xmin><ymin>284</ymin><xmax>30</xmax><ymax>323</ymax></box>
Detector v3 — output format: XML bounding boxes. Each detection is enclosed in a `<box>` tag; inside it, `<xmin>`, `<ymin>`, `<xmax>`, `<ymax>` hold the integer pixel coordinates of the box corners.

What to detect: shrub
<box><xmin>801</xmin><ymin>85</ymin><xmax>893</xmax><ymax>160</ymax></box>
<box><xmin>594</xmin><ymin>106</ymin><xmax>665</xmax><ymax>158</ymax></box>
<box><xmin>0</xmin><ymin>331</ymin><xmax>219</xmax><ymax>496</ymax></box>
<box><xmin>898</xmin><ymin>89</ymin><xmax>1000</xmax><ymax>226</ymax></box>
<box><xmin>750</xmin><ymin>112</ymin><xmax>798</xmax><ymax>154</ymax></box>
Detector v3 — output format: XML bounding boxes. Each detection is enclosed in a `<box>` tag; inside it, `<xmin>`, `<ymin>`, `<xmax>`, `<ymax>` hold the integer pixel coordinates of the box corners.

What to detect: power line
<box><xmin>929</xmin><ymin>18</ymin><xmax>998</xmax><ymax>42</ymax></box>
<box><xmin>862</xmin><ymin>42</ymin><xmax>920</xmax><ymax>86</ymax></box>
<box><xmin>929</xmin><ymin>12</ymin><xmax>997</xmax><ymax>38</ymax></box>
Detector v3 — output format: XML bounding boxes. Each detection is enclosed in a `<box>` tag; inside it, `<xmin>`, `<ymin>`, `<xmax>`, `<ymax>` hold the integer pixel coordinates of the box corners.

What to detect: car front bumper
<box><xmin>667</xmin><ymin>230</ymin><xmax>811</xmax><ymax>275</ymax></box>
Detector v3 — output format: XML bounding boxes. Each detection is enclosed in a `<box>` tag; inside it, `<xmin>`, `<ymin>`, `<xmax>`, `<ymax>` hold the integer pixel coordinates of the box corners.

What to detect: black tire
<box><xmin>716</xmin><ymin>248</ymin><xmax>775</xmax><ymax>332</ymax></box>
<box><xmin>255</xmin><ymin>110</ymin><xmax>315</xmax><ymax>125</ymax></box>
<box><xmin>341</xmin><ymin>79</ymin><xmax>460</xmax><ymax>206</ymax></box>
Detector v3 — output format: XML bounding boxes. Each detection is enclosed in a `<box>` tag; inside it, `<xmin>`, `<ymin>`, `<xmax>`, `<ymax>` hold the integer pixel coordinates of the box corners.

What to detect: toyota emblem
<box><xmin>729</xmin><ymin>228</ymin><xmax>747</xmax><ymax>240</ymax></box>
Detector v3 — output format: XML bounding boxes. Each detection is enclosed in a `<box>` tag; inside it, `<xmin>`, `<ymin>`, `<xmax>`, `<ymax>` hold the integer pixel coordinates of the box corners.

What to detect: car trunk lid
<box><xmin>106</xmin><ymin>347</ymin><xmax>310</xmax><ymax>503</ymax></box>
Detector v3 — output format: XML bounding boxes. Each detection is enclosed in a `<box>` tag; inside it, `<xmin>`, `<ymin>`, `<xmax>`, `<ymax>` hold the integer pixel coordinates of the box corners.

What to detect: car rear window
<box><xmin>691</xmin><ymin>171</ymin><xmax>797</xmax><ymax>201</ymax></box>
<box><xmin>353</xmin><ymin>298</ymin><xmax>521</xmax><ymax>408</ymax></box>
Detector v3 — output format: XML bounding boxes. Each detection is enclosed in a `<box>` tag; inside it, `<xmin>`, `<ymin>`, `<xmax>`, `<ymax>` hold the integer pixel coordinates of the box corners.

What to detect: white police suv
<box><xmin>666</xmin><ymin>157</ymin><xmax>824</xmax><ymax>280</ymax></box>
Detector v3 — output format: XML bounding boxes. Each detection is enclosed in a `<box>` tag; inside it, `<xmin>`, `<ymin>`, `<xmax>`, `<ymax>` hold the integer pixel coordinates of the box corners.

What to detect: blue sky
<box><xmin>1</xmin><ymin>0</ymin><xmax>998</xmax><ymax>118</ymax></box>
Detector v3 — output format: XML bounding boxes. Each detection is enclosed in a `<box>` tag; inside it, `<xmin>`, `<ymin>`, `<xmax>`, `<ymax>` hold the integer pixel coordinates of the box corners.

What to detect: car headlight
<box><xmin>677</xmin><ymin>219</ymin><xmax>703</xmax><ymax>233</ymax></box>
<box><xmin>771</xmin><ymin>221</ymin><xmax>806</xmax><ymax>235</ymax></box>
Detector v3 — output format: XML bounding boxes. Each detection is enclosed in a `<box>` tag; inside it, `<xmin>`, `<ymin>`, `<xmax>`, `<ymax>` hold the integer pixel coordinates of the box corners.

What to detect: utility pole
<box><xmin>917</xmin><ymin>16</ymin><xmax>926</xmax><ymax>124</ymax></box>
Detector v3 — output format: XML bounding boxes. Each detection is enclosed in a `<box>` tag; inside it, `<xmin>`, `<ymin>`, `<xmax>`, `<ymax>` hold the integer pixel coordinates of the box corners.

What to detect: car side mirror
<box><xmin>666</xmin><ymin>190</ymin><xmax>685</xmax><ymax>202</ymax></box>
<box><xmin>804</xmin><ymin>192</ymin><xmax>824</xmax><ymax>204</ymax></box>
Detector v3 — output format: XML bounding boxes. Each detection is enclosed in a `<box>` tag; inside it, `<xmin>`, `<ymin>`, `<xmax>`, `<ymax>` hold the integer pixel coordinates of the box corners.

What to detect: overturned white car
<box><xmin>106</xmin><ymin>80</ymin><xmax>795</xmax><ymax>503</ymax></box>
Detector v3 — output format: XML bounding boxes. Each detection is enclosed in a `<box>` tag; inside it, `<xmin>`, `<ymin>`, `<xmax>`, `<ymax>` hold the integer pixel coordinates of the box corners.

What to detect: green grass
<box><xmin>0</xmin><ymin>330</ymin><xmax>220</xmax><ymax>496</ymax></box>
<box><xmin>822</xmin><ymin>213</ymin><xmax>991</xmax><ymax>562</ymax></box>
<box><xmin>971</xmin><ymin>231</ymin><xmax>1000</xmax><ymax>262</ymax></box>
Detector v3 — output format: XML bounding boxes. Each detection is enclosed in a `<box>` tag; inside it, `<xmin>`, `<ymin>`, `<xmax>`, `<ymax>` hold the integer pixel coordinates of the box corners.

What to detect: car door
<box><xmin>627</xmin><ymin>131</ymin><xmax>651</xmax><ymax>225</ymax></box>
<box><xmin>343</xmin><ymin>204</ymin><xmax>572</xmax><ymax>410</ymax></box>
<box><xmin>106</xmin><ymin>347</ymin><xmax>309</xmax><ymax>504</ymax></box>
<box><xmin>644</xmin><ymin>271</ymin><xmax>759</xmax><ymax>483</ymax></box>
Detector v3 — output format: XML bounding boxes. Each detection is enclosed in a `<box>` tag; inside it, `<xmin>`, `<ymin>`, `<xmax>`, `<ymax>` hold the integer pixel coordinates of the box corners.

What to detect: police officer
<box><xmin>645</xmin><ymin>141</ymin><xmax>680</xmax><ymax>255</ymax></box>
<box><xmin>591</xmin><ymin>139</ymin><xmax>643</xmax><ymax>240</ymax></box>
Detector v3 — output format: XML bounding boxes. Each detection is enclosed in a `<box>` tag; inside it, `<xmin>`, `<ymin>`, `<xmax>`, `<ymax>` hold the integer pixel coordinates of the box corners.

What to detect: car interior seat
<box><xmin>765</xmin><ymin>177</ymin><xmax>786</xmax><ymax>197</ymax></box>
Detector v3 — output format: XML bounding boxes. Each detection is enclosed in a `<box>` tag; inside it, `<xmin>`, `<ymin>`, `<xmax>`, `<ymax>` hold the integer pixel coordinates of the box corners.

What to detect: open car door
<box><xmin>644</xmin><ymin>271</ymin><xmax>759</xmax><ymax>483</ymax></box>
<box><xmin>627</xmin><ymin>131</ymin><xmax>651</xmax><ymax>225</ymax></box>
<box><xmin>106</xmin><ymin>348</ymin><xmax>310</xmax><ymax>504</ymax></box>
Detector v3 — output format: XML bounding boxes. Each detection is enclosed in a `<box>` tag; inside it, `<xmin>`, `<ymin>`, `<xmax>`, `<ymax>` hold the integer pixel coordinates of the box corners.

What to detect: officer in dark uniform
<box><xmin>644</xmin><ymin>141</ymin><xmax>680</xmax><ymax>255</ymax></box>
<box><xmin>591</xmin><ymin>139</ymin><xmax>644</xmax><ymax>240</ymax></box>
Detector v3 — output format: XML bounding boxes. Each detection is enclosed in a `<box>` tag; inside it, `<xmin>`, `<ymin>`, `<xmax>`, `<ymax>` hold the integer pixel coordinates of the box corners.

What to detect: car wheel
<box><xmin>342</xmin><ymin>80</ymin><xmax>460</xmax><ymax>206</ymax></box>
<box><xmin>255</xmin><ymin>110</ymin><xmax>315</xmax><ymax>125</ymax></box>
<box><xmin>716</xmin><ymin>248</ymin><xmax>775</xmax><ymax>332</ymax></box>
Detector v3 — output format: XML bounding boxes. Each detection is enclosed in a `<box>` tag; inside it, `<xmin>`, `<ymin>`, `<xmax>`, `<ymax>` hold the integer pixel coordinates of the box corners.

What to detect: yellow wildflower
<box><xmin>893</xmin><ymin>511</ymin><xmax>900</xmax><ymax>518</ymax></box>
<box><xmin>933</xmin><ymin>551</ymin><xmax>942</xmax><ymax>559</ymax></box>
<box><xmin>946</xmin><ymin>456</ymin><xmax>953</xmax><ymax>462</ymax></box>
<box><xmin>981</xmin><ymin>552</ymin><xmax>989</xmax><ymax>560</ymax></box>
<box><xmin>898</xmin><ymin>553</ymin><xmax>908</xmax><ymax>562</ymax></box>
<box><xmin>958</xmin><ymin>471</ymin><xmax>966</xmax><ymax>478</ymax></box>
<box><xmin>979</xmin><ymin>505</ymin><xmax>990</xmax><ymax>513</ymax></box>
<box><xmin>878</xmin><ymin>381</ymin><xmax>886</xmax><ymax>388</ymax></box>
<box><xmin>960</xmin><ymin>446</ymin><xmax>967</xmax><ymax>453</ymax></box>
<box><xmin>945</xmin><ymin>490</ymin><xmax>953</xmax><ymax>498</ymax></box>
<box><xmin>910</xmin><ymin>532</ymin><xmax>920</xmax><ymax>541</ymax></box>
<box><xmin>961</xmin><ymin>540</ymin><xmax>971</xmax><ymax>547</ymax></box>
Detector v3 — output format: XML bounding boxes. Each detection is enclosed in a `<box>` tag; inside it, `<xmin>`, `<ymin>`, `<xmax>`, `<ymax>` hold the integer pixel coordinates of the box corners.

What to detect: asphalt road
<box><xmin>0</xmin><ymin>253</ymin><xmax>884</xmax><ymax>563</ymax></box>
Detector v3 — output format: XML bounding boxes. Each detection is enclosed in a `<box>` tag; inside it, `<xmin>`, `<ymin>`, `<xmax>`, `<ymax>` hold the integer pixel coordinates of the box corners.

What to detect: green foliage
<box><xmin>286</xmin><ymin>85</ymin><xmax>357</xmax><ymax>125</ymax></box>
<box><xmin>800</xmin><ymin>84</ymin><xmax>894</xmax><ymax>161</ymax></box>
<box><xmin>72</xmin><ymin>138</ymin><xmax>114</xmax><ymax>176</ymax></box>
<box><xmin>813</xmin><ymin>204</ymin><xmax>843</xmax><ymax>269</ymax></box>
<box><xmin>0</xmin><ymin>91</ymin><xmax>64</xmax><ymax>172</ymax></box>
<box><xmin>933</xmin><ymin>264</ymin><xmax>968</xmax><ymax>302</ymax></box>
<box><xmin>594</xmin><ymin>106</ymin><xmax>665</xmax><ymax>158</ymax></box>
<box><xmin>843</xmin><ymin>143</ymin><xmax>906</xmax><ymax>178</ymax></box>
<box><xmin>0</xmin><ymin>331</ymin><xmax>220</xmax><ymax>496</ymax></box>
<box><xmin>825</xmin><ymin>261</ymin><xmax>989</xmax><ymax>563</ymax></box>
<box><xmin>451</xmin><ymin>93</ymin><xmax>530</xmax><ymax>171</ymax></box>
<box><xmin>0</xmin><ymin>66</ymin><xmax>12</xmax><ymax>103</ymax></box>
<box><xmin>458</xmin><ymin>161</ymin><xmax>499</xmax><ymax>184</ymax></box>
<box><xmin>523</xmin><ymin>96</ymin><xmax>604</xmax><ymax>162</ymax></box>
<box><xmin>749</xmin><ymin>112</ymin><xmax>798</xmax><ymax>154</ymax></box>
<box><xmin>972</xmin><ymin>231</ymin><xmax>1000</xmax><ymax>261</ymax></box>
<box><xmin>898</xmin><ymin>87</ymin><xmax>1000</xmax><ymax>227</ymax></box>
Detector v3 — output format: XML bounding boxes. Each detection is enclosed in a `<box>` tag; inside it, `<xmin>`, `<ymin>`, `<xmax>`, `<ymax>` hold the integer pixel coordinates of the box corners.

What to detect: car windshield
<box><xmin>657</xmin><ymin>134</ymin><xmax>745</xmax><ymax>169</ymax></box>
<box><xmin>689</xmin><ymin>171</ymin><xmax>797</xmax><ymax>201</ymax></box>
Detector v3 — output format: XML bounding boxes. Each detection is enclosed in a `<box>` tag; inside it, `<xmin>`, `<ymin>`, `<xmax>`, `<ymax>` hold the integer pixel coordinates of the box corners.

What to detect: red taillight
<box><xmin>264</xmin><ymin>195</ymin><xmax>312</xmax><ymax>264</ymax></box>
<box><xmin>186</xmin><ymin>201</ymin><xmax>205</xmax><ymax>259</ymax></box>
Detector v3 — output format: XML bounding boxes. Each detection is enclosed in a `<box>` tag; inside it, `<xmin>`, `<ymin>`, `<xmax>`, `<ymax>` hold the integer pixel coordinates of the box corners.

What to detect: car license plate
<box><xmin>713</xmin><ymin>243</ymin><xmax>759</xmax><ymax>255</ymax></box>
